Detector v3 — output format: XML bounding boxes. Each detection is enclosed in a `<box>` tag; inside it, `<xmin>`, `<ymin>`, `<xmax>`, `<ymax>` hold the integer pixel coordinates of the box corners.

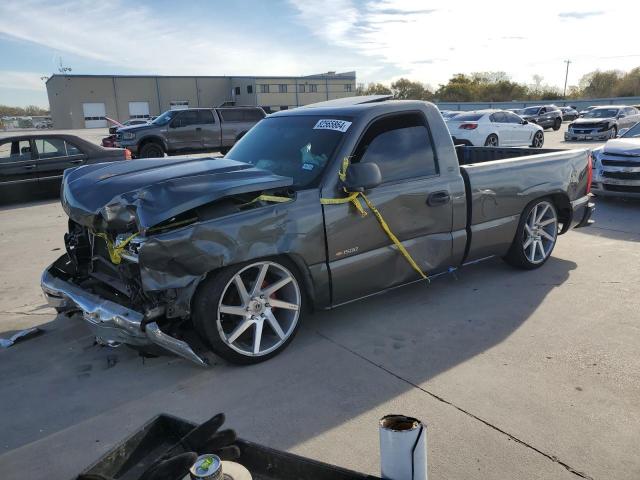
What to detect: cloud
<box><xmin>0</xmin><ymin>71</ymin><xmax>46</xmax><ymax>91</ymax></box>
<box><xmin>558</xmin><ymin>11</ymin><xmax>604</xmax><ymax>19</ymax></box>
<box><xmin>0</xmin><ymin>0</ymin><xmax>343</xmax><ymax>77</ymax></box>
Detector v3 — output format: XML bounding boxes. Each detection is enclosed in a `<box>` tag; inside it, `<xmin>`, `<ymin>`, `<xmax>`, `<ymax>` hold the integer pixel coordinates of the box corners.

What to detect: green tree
<box><xmin>390</xmin><ymin>78</ymin><xmax>432</xmax><ymax>100</ymax></box>
<box><xmin>579</xmin><ymin>70</ymin><xmax>623</xmax><ymax>98</ymax></box>
<box><xmin>614</xmin><ymin>67</ymin><xmax>640</xmax><ymax>97</ymax></box>
<box><xmin>357</xmin><ymin>82</ymin><xmax>392</xmax><ymax>96</ymax></box>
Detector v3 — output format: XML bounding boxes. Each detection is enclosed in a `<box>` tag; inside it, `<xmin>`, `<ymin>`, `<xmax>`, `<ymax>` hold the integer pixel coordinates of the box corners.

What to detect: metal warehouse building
<box><xmin>45</xmin><ymin>72</ymin><xmax>356</xmax><ymax>129</ymax></box>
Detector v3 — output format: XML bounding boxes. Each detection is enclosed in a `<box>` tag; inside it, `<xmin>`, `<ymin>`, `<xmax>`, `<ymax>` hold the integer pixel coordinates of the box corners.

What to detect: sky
<box><xmin>2</xmin><ymin>0</ymin><xmax>640</xmax><ymax>107</ymax></box>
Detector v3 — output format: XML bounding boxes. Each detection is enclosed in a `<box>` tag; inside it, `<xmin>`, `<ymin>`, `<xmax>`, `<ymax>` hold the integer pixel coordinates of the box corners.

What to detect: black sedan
<box><xmin>0</xmin><ymin>133</ymin><xmax>129</xmax><ymax>202</ymax></box>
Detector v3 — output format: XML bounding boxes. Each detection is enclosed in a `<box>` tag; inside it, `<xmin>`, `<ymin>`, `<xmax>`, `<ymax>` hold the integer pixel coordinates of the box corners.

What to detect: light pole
<box><xmin>563</xmin><ymin>60</ymin><xmax>571</xmax><ymax>98</ymax></box>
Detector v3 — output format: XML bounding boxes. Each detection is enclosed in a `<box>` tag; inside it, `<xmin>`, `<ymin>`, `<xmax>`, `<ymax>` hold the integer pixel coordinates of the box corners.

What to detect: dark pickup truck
<box><xmin>41</xmin><ymin>98</ymin><xmax>594</xmax><ymax>365</ymax></box>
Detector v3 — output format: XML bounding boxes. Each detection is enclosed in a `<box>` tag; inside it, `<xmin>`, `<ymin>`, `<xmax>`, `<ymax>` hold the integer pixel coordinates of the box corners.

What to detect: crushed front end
<box><xmin>42</xmin><ymin>220</ymin><xmax>208</xmax><ymax>366</ymax></box>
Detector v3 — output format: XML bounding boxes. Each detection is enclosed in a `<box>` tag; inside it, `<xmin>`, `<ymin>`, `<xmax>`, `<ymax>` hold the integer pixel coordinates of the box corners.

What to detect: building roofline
<box><xmin>45</xmin><ymin>71</ymin><xmax>356</xmax><ymax>83</ymax></box>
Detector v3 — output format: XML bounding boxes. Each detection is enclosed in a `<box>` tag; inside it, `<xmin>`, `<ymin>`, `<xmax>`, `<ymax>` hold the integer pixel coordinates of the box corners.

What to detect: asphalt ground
<box><xmin>0</xmin><ymin>124</ymin><xmax>639</xmax><ymax>479</ymax></box>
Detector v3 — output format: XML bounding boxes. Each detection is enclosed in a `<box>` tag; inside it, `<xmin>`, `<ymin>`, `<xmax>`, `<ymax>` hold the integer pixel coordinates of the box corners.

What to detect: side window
<box><xmin>504</xmin><ymin>112</ymin><xmax>522</xmax><ymax>124</ymax></box>
<box><xmin>34</xmin><ymin>138</ymin><xmax>67</xmax><ymax>158</ymax></box>
<box><xmin>219</xmin><ymin>109</ymin><xmax>244</xmax><ymax>122</ymax></box>
<box><xmin>354</xmin><ymin>113</ymin><xmax>438</xmax><ymax>183</ymax></box>
<box><xmin>0</xmin><ymin>140</ymin><xmax>33</xmax><ymax>162</ymax></box>
<box><xmin>197</xmin><ymin>110</ymin><xmax>215</xmax><ymax>124</ymax></box>
<box><xmin>243</xmin><ymin>109</ymin><xmax>265</xmax><ymax>121</ymax></box>
<box><xmin>172</xmin><ymin>110</ymin><xmax>199</xmax><ymax>128</ymax></box>
<box><xmin>65</xmin><ymin>141</ymin><xmax>81</xmax><ymax>155</ymax></box>
<box><xmin>490</xmin><ymin>112</ymin><xmax>506</xmax><ymax>123</ymax></box>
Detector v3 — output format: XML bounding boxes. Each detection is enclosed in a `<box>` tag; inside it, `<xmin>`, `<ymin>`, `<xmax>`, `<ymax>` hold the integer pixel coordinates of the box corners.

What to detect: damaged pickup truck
<box><xmin>42</xmin><ymin>97</ymin><xmax>595</xmax><ymax>365</ymax></box>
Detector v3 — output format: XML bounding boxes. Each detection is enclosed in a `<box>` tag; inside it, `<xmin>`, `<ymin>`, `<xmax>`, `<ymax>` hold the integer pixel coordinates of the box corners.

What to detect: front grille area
<box><xmin>602</xmin><ymin>171</ymin><xmax>640</xmax><ymax>180</ymax></box>
<box><xmin>572</xmin><ymin>123</ymin><xmax>606</xmax><ymax>130</ymax></box>
<box><xmin>603</xmin><ymin>184</ymin><xmax>640</xmax><ymax>193</ymax></box>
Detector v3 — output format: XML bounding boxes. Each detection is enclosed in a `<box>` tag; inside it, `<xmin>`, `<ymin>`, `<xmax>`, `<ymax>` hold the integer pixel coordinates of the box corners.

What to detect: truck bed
<box><xmin>455</xmin><ymin>145</ymin><xmax>592</xmax><ymax>262</ymax></box>
<box><xmin>455</xmin><ymin>145</ymin><xmax>562</xmax><ymax>165</ymax></box>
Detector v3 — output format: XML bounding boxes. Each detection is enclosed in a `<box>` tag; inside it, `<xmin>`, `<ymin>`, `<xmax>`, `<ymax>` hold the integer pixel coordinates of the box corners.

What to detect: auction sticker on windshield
<box><xmin>313</xmin><ymin>119</ymin><xmax>352</xmax><ymax>132</ymax></box>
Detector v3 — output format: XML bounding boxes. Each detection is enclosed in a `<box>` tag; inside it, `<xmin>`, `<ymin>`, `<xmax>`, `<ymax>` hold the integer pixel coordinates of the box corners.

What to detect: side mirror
<box><xmin>343</xmin><ymin>162</ymin><xmax>382</xmax><ymax>192</ymax></box>
<box><xmin>521</xmin><ymin>119</ymin><xmax>528</xmax><ymax>125</ymax></box>
<box><xmin>170</xmin><ymin>120</ymin><xmax>180</xmax><ymax>128</ymax></box>
<box><xmin>618</xmin><ymin>114</ymin><xmax>626</xmax><ymax>119</ymax></box>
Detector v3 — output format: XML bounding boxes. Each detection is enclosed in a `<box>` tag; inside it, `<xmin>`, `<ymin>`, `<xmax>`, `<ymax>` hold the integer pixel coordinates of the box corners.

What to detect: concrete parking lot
<box><xmin>0</xmin><ymin>125</ymin><xmax>639</xmax><ymax>479</ymax></box>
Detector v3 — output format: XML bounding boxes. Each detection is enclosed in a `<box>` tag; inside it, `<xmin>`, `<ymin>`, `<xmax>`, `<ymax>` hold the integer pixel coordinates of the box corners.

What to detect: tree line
<box><xmin>0</xmin><ymin>105</ymin><xmax>49</xmax><ymax>117</ymax></box>
<box><xmin>357</xmin><ymin>68</ymin><xmax>640</xmax><ymax>102</ymax></box>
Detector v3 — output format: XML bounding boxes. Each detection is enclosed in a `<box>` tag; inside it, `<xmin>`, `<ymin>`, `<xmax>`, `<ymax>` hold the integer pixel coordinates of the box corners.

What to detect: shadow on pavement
<box><xmin>0</xmin><ymin>255</ymin><xmax>576</xmax><ymax>474</ymax></box>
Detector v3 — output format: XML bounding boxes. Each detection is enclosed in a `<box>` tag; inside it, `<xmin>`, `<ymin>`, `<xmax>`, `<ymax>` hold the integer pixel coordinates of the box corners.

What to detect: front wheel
<box><xmin>608</xmin><ymin>126</ymin><xmax>618</xmax><ymax>139</ymax></box>
<box><xmin>192</xmin><ymin>259</ymin><xmax>303</xmax><ymax>364</ymax></box>
<box><xmin>138</xmin><ymin>142</ymin><xmax>165</xmax><ymax>158</ymax></box>
<box><xmin>531</xmin><ymin>131</ymin><xmax>544</xmax><ymax>148</ymax></box>
<box><xmin>484</xmin><ymin>134</ymin><xmax>499</xmax><ymax>147</ymax></box>
<box><xmin>503</xmin><ymin>199</ymin><xmax>558</xmax><ymax>269</ymax></box>
<box><xmin>552</xmin><ymin>118</ymin><xmax>562</xmax><ymax>131</ymax></box>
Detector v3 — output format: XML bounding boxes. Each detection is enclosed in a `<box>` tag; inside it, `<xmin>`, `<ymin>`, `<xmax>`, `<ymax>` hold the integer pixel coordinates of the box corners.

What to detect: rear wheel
<box><xmin>531</xmin><ymin>130</ymin><xmax>544</xmax><ymax>148</ymax></box>
<box><xmin>504</xmin><ymin>199</ymin><xmax>558</xmax><ymax>269</ymax></box>
<box><xmin>139</xmin><ymin>142</ymin><xmax>165</xmax><ymax>158</ymax></box>
<box><xmin>552</xmin><ymin>118</ymin><xmax>562</xmax><ymax>131</ymax></box>
<box><xmin>484</xmin><ymin>134</ymin><xmax>499</xmax><ymax>147</ymax></box>
<box><xmin>193</xmin><ymin>259</ymin><xmax>303</xmax><ymax>364</ymax></box>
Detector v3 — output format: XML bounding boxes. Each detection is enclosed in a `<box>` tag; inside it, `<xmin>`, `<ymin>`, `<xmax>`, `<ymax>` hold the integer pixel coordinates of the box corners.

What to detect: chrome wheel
<box><xmin>532</xmin><ymin>131</ymin><xmax>544</xmax><ymax>148</ymax></box>
<box><xmin>522</xmin><ymin>201</ymin><xmax>557</xmax><ymax>264</ymax></box>
<box><xmin>216</xmin><ymin>261</ymin><xmax>301</xmax><ymax>357</ymax></box>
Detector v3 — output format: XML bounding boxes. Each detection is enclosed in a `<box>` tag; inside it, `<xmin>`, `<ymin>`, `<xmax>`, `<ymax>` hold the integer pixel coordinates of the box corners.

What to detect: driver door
<box><xmin>323</xmin><ymin>112</ymin><xmax>456</xmax><ymax>305</ymax></box>
<box><xmin>167</xmin><ymin>110</ymin><xmax>200</xmax><ymax>151</ymax></box>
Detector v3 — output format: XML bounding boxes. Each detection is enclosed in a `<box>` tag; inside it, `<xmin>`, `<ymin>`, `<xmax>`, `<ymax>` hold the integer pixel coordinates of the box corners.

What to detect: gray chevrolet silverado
<box><xmin>41</xmin><ymin>98</ymin><xmax>594</xmax><ymax>365</ymax></box>
<box><xmin>115</xmin><ymin>107</ymin><xmax>265</xmax><ymax>158</ymax></box>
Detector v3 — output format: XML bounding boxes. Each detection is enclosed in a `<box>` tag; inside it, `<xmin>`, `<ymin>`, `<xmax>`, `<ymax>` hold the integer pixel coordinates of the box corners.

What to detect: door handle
<box><xmin>23</xmin><ymin>164</ymin><xmax>36</xmax><ymax>170</ymax></box>
<box><xmin>427</xmin><ymin>191</ymin><xmax>451</xmax><ymax>206</ymax></box>
<box><xmin>195</xmin><ymin>127</ymin><xmax>202</xmax><ymax>131</ymax></box>
<box><xmin>70</xmin><ymin>159</ymin><xmax>84</xmax><ymax>164</ymax></box>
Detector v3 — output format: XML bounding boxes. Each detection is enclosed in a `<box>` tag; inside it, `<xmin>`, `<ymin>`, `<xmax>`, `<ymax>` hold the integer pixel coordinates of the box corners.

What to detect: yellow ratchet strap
<box><xmin>242</xmin><ymin>194</ymin><xmax>292</xmax><ymax>207</ymax></box>
<box><xmin>93</xmin><ymin>232</ymin><xmax>138</xmax><ymax>265</ymax></box>
<box><xmin>320</xmin><ymin>157</ymin><xmax>428</xmax><ymax>281</ymax></box>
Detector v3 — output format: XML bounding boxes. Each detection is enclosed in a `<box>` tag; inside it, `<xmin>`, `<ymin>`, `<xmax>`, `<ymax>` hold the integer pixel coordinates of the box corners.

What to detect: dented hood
<box><xmin>61</xmin><ymin>157</ymin><xmax>292</xmax><ymax>232</ymax></box>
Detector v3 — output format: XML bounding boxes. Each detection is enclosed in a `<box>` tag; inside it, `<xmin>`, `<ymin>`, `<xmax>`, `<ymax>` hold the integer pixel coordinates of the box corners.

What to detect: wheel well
<box><xmin>548</xmin><ymin>193</ymin><xmax>572</xmax><ymax>233</ymax></box>
<box><xmin>139</xmin><ymin>136</ymin><xmax>165</xmax><ymax>151</ymax></box>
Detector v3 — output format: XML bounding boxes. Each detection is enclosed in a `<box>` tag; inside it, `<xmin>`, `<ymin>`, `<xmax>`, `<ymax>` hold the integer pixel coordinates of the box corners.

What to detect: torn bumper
<box><xmin>571</xmin><ymin>195</ymin><xmax>595</xmax><ymax>229</ymax></box>
<box><xmin>41</xmin><ymin>266</ymin><xmax>207</xmax><ymax>366</ymax></box>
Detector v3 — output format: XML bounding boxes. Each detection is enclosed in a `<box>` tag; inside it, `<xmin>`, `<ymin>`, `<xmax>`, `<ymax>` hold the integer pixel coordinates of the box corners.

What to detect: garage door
<box><xmin>82</xmin><ymin>103</ymin><xmax>107</xmax><ymax>128</ymax></box>
<box><xmin>128</xmin><ymin>101</ymin><xmax>150</xmax><ymax>119</ymax></box>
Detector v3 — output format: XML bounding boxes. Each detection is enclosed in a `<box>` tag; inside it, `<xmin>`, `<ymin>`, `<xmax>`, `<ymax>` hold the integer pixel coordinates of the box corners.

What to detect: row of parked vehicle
<box><xmin>440</xmin><ymin>104</ymin><xmax>640</xmax><ymax>148</ymax></box>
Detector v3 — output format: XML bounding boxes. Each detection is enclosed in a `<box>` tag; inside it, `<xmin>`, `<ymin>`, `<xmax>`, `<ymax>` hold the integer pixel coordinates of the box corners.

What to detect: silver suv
<box><xmin>115</xmin><ymin>107</ymin><xmax>266</xmax><ymax>158</ymax></box>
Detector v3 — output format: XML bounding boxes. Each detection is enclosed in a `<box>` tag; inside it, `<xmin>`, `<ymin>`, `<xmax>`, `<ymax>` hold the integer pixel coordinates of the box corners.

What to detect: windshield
<box><xmin>226</xmin><ymin>115</ymin><xmax>350</xmax><ymax>189</ymax></box>
<box><xmin>522</xmin><ymin>107</ymin><xmax>540</xmax><ymax>115</ymax></box>
<box><xmin>152</xmin><ymin>110</ymin><xmax>178</xmax><ymax>125</ymax></box>
<box><xmin>621</xmin><ymin>122</ymin><xmax>640</xmax><ymax>138</ymax></box>
<box><xmin>584</xmin><ymin>108</ymin><xmax>619</xmax><ymax>119</ymax></box>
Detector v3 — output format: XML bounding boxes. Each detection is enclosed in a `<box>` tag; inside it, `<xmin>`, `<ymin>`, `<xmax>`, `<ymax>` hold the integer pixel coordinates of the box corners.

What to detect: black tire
<box><xmin>503</xmin><ymin>198</ymin><xmax>558</xmax><ymax>270</ymax></box>
<box><xmin>609</xmin><ymin>126</ymin><xmax>618</xmax><ymax>139</ymax></box>
<box><xmin>484</xmin><ymin>134</ymin><xmax>499</xmax><ymax>147</ymax></box>
<box><xmin>138</xmin><ymin>142</ymin><xmax>165</xmax><ymax>158</ymax></box>
<box><xmin>192</xmin><ymin>258</ymin><xmax>304</xmax><ymax>364</ymax></box>
<box><xmin>552</xmin><ymin>117</ymin><xmax>562</xmax><ymax>131</ymax></box>
<box><xmin>531</xmin><ymin>130</ymin><xmax>544</xmax><ymax>148</ymax></box>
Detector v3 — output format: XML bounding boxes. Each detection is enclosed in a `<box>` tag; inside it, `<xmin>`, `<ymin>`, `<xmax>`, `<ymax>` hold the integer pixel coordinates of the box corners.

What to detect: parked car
<box><xmin>446</xmin><ymin>110</ymin><xmax>544</xmax><ymax>147</ymax></box>
<box><xmin>559</xmin><ymin>106</ymin><xmax>579</xmax><ymax>121</ymax></box>
<box><xmin>578</xmin><ymin>106</ymin><xmax>597</xmax><ymax>117</ymax></box>
<box><xmin>590</xmin><ymin>121</ymin><xmax>640</xmax><ymax>197</ymax></box>
<box><xmin>115</xmin><ymin>107</ymin><xmax>266</xmax><ymax>158</ymax></box>
<box><xmin>102</xmin><ymin>117</ymin><xmax>152</xmax><ymax>148</ymax></box>
<box><xmin>519</xmin><ymin>105</ymin><xmax>563</xmax><ymax>130</ymax></box>
<box><xmin>0</xmin><ymin>134</ymin><xmax>129</xmax><ymax>200</ymax></box>
<box><xmin>41</xmin><ymin>98</ymin><xmax>594</xmax><ymax>365</ymax></box>
<box><xmin>506</xmin><ymin>108</ymin><xmax>524</xmax><ymax>115</ymax></box>
<box><xmin>565</xmin><ymin>106</ymin><xmax>640</xmax><ymax>141</ymax></box>
<box><xmin>34</xmin><ymin>119</ymin><xmax>53</xmax><ymax>129</ymax></box>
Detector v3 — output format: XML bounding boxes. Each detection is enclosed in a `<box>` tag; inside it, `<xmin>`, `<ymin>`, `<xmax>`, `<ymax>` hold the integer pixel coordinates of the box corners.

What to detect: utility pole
<box><xmin>563</xmin><ymin>60</ymin><xmax>571</xmax><ymax>98</ymax></box>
